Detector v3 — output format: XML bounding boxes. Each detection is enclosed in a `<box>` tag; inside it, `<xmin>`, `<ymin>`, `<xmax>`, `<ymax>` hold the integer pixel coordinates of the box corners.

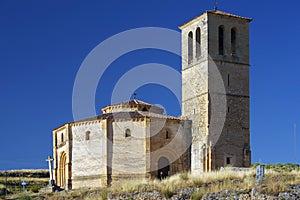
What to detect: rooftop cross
<box><xmin>132</xmin><ymin>93</ymin><xmax>137</xmax><ymax>100</ymax></box>
<box><xmin>214</xmin><ymin>0</ymin><xmax>218</xmax><ymax>11</ymax></box>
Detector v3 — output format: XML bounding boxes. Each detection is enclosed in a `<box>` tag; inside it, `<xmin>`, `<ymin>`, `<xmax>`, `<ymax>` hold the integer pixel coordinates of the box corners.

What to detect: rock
<box><xmin>106</xmin><ymin>184</ymin><xmax>300</xmax><ymax>200</ymax></box>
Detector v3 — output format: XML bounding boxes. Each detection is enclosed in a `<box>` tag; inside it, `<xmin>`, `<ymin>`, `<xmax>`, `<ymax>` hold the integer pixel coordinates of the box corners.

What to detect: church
<box><xmin>52</xmin><ymin>10</ymin><xmax>252</xmax><ymax>190</ymax></box>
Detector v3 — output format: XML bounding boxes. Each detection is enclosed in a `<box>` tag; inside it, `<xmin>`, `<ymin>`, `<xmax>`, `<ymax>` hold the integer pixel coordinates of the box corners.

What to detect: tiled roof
<box><xmin>104</xmin><ymin>99</ymin><xmax>152</xmax><ymax>108</ymax></box>
<box><xmin>73</xmin><ymin>111</ymin><xmax>182</xmax><ymax>123</ymax></box>
<box><xmin>179</xmin><ymin>10</ymin><xmax>252</xmax><ymax>29</ymax></box>
<box><xmin>207</xmin><ymin>10</ymin><xmax>252</xmax><ymax>21</ymax></box>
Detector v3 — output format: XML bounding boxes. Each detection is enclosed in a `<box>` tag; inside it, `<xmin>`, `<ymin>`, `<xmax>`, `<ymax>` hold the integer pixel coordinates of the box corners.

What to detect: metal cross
<box><xmin>214</xmin><ymin>0</ymin><xmax>218</xmax><ymax>11</ymax></box>
<box><xmin>133</xmin><ymin>93</ymin><xmax>137</xmax><ymax>100</ymax></box>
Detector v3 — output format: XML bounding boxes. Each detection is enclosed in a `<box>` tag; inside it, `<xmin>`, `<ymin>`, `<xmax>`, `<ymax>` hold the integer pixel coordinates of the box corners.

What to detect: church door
<box><xmin>59</xmin><ymin>152</ymin><xmax>67</xmax><ymax>187</ymax></box>
<box><xmin>158</xmin><ymin>157</ymin><xmax>170</xmax><ymax>180</ymax></box>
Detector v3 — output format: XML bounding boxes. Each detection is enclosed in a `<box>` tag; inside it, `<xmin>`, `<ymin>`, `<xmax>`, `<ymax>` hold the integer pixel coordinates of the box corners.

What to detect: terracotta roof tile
<box><xmin>179</xmin><ymin>10</ymin><xmax>252</xmax><ymax>29</ymax></box>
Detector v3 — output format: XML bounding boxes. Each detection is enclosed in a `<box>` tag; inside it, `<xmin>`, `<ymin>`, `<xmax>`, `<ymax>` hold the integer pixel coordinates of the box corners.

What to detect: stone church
<box><xmin>52</xmin><ymin>10</ymin><xmax>252</xmax><ymax>190</ymax></box>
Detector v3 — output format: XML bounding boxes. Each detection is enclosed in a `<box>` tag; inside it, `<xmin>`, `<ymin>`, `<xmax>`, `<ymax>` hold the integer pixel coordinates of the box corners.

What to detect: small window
<box><xmin>226</xmin><ymin>157</ymin><xmax>231</xmax><ymax>165</ymax></box>
<box><xmin>244</xmin><ymin>149</ymin><xmax>249</xmax><ymax>156</ymax></box>
<box><xmin>228</xmin><ymin>74</ymin><xmax>230</xmax><ymax>86</ymax></box>
<box><xmin>231</xmin><ymin>28</ymin><xmax>237</xmax><ymax>55</ymax></box>
<box><xmin>196</xmin><ymin>27</ymin><xmax>201</xmax><ymax>58</ymax></box>
<box><xmin>218</xmin><ymin>26</ymin><xmax>225</xmax><ymax>55</ymax></box>
<box><xmin>166</xmin><ymin>131</ymin><xmax>170</xmax><ymax>139</ymax></box>
<box><xmin>244</xmin><ymin>145</ymin><xmax>250</xmax><ymax>156</ymax></box>
<box><xmin>85</xmin><ymin>131</ymin><xmax>90</xmax><ymax>141</ymax></box>
<box><xmin>61</xmin><ymin>133</ymin><xmax>64</xmax><ymax>143</ymax></box>
<box><xmin>188</xmin><ymin>31</ymin><xmax>193</xmax><ymax>63</ymax></box>
<box><xmin>125</xmin><ymin>129</ymin><xmax>131</xmax><ymax>138</ymax></box>
<box><xmin>142</xmin><ymin>107</ymin><xmax>148</xmax><ymax>111</ymax></box>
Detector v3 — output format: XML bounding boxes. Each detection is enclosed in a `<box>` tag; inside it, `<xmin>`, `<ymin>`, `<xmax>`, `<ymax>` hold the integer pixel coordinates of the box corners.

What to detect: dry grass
<box><xmin>254</xmin><ymin>169</ymin><xmax>299</xmax><ymax>195</ymax></box>
<box><xmin>6</xmin><ymin>167</ymin><xmax>300</xmax><ymax>199</ymax></box>
<box><xmin>0</xmin><ymin>169</ymin><xmax>48</xmax><ymax>173</ymax></box>
<box><xmin>109</xmin><ymin>168</ymin><xmax>255</xmax><ymax>194</ymax></box>
<box><xmin>0</xmin><ymin>177</ymin><xmax>48</xmax><ymax>182</ymax></box>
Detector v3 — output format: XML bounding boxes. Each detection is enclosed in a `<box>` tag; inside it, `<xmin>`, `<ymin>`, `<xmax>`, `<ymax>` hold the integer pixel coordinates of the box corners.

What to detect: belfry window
<box><xmin>125</xmin><ymin>128</ymin><xmax>131</xmax><ymax>138</ymax></box>
<box><xmin>196</xmin><ymin>27</ymin><xmax>201</xmax><ymax>58</ymax></box>
<box><xmin>231</xmin><ymin>28</ymin><xmax>237</xmax><ymax>55</ymax></box>
<box><xmin>188</xmin><ymin>31</ymin><xmax>193</xmax><ymax>63</ymax></box>
<box><xmin>218</xmin><ymin>26</ymin><xmax>224</xmax><ymax>55</ymax></box>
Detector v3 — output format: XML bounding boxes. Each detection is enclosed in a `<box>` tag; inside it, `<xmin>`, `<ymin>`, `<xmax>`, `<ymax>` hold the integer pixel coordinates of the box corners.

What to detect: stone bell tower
<box><xmin>180</xmin><ymin>10</ymin><xmax>252</xmax><ymax>174</ymax></box>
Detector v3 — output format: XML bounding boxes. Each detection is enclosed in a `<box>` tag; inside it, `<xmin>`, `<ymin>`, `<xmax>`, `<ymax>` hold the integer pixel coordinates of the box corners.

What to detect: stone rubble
<box><xmin>107</xmin><ymin>184</ymin><xmax>300</xmax><ymax>200</ymax></box>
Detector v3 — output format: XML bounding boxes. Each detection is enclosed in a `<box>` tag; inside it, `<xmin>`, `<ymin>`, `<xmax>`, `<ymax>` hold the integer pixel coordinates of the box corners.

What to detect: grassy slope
<box><xmin>0</xmin><ymin>169</ymin><xmax>49</xmax><ymax>198</ymax></box>
<box><xmin>3</xmin><ymin>164</ymin><xmax>300</xmax><ymax>200</ymax></box>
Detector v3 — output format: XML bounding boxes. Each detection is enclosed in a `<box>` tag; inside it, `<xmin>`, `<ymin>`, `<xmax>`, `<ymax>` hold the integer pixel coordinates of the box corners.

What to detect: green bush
<box><xmin>101</xmin><ymin>190</ymin><xmax>108</xmax><ymax>200</ymax></box>
<box><xmin>161</xmin><ymin>188</ymin><xmax>174</xmax><ymax>198</ymax></box>
<box><xmin>18</xmin><ymin>194</ymin><xmax>33</xmax><ymax>200</ymax></box>
<box><xmin>192</xmin><ymin>178</ymin><xmax>204</xmax><ymax>187</ymax></box>
<box><xmin>190</xmin><ymin>192</ymin><xmax>203</xmax><ymax>200</ymax></box>
<box><xmin>29</xmin><ymin>185</ymin><xmax>41</xmax><ymax>193</ymax></box>
<box><xmin>251</xmin><ymin>163</ymin><xmax>300</xmax><ymax>172</ymax></box>
<box><xmin>179</xmin><ymin>173</ymin><xmax>189</xmax><ymax>181</ymax></box>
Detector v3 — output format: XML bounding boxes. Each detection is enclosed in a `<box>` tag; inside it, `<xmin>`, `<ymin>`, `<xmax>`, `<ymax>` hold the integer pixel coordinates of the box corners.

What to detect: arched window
<box><xmin>125</xmin><ymin>128</ymin><xmax>131</xmax><ymax>138</ymax></box>
<box><xmin>61</xmin><ymin>133</ymin><xmax>64</xmax><ymax>143</ymax></box>
<box><xmin>188</xmin><ymin>31</ymin><xmax>193</xmax><ymax>63</ymax></box>
<box><xmin>85</xmin><ymin>131</ymin><xmax>90</xmax><ymax>141</ymax></box>
<box><xmin>196</xmin><ymin>27</ymin><xmax>201</xmax><ymax>58</ymax></box>
<box><xmin>218</xmin><ymin>26</ymin><xmax>225</xmax><ymax>55</ymax></box>
<box><xmin>231</xmin><ymin>28</ymin><xmax>237</xmax><ymax>55</ymax></box>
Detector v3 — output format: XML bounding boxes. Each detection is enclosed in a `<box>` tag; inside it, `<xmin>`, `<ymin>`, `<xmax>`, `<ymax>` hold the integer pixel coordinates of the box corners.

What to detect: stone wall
<box><xmin>181</xmin><ymin>11</ymin><xmax>251</xmax><ymax>174</ymax></box>
<box><xmin>53</xmin><ymin>124</ymin><xmax>72</xmax><ymax>189</ymax></box>
<box><xmin>71</xmin><ymin>120</ymin><xmax>108</xmax><ymax>189</ymax></box>
<box><xmin>149</xmin><ymin>119</ymin><xmax>191</xmax><ymax>178</ymax></box>
<box><xmin>110</xmin><ymin>119</ymin><xmax>147</xmax><ymax>177</ymax></box>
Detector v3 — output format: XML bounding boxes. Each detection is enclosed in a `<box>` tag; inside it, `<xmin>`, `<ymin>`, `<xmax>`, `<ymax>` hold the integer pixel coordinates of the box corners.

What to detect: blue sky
<box><xmin>0</xmin><ymin>0</ymin><xmax>299</xmax><ymax>170</ymax></box>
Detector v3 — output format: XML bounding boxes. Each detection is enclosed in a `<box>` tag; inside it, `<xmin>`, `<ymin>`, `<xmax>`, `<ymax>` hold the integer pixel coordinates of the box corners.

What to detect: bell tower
<box><xmin>180</xmin><ymin>10</ymin><xmax>252</xmax><ymax>174</ymax></box>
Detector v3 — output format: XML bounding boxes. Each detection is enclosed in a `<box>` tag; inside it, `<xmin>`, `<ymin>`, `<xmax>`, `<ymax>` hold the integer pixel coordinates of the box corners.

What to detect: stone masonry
<box><xmin>180</xmin><ymin>10</ymin><xmax>251</xmax><ymax>174</ymax></box>
<box><xmin>52</xmin><ymin>10</ymin><xmax>252</xmax><ymax>189</ymax></box>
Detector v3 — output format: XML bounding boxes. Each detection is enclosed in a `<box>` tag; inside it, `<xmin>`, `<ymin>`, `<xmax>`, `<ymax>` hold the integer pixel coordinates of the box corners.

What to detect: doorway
<box><xmin>59</xmin><ymin>152</ymin><xmax>67</xmax><ymax>187</ymax></box>
<box><xmin>157</xmin><ymin>157</ymin><xmax>170</xmax><ymax>180</ymax></box>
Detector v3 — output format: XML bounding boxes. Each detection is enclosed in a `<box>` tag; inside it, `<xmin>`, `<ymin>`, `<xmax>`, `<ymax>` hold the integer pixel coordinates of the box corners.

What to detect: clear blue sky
<box><xmin>0</xmin><ymin>0</ymin><xmax>299</xmax><ymax>170</ymax></box>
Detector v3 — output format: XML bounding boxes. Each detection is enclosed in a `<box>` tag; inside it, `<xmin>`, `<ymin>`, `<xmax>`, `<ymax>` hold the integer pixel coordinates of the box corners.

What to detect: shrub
<box><xmin>101</xmin><ymin>190</ymin><xmax>108</xmax><ymax>200</ymax></box>
<box><xmin>29</xmin><ymin>185</ymin><xmax>41</xmax><ymax>193</ymax></box>
<box><xmin>18</xmin><ymin>194</ymin><xmax>33</xmax><ymax>200</ymax></box>
<box><xmin>190</xmin><ymin>192</ymin><xmax>204</xmax><ymax>200</ymax></box>
<box><xmin>179</xmin><ymin>173</ymin><xmax>189</xmax><ymax>181</ymax></box>
<box><xmin>161</xmin><ymin>188</ymin><xmax>174</xmax><ymax>198</ymax></box>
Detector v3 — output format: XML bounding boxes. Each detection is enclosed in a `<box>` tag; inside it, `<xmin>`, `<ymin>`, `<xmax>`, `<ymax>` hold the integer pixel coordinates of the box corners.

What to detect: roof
<box><xmin>101</xmin><ymin>99</ymin><xmax>164</xmax><ymax>114</ymax></box>
<box><xmin>73</xmin><ymin>111</ymin><xmax>183</xmax><ymax>123</ymax></box>
<box><xmin>208</xmin><ymin>10</ymin><xmax>252</xmax><ymax>21</ymax></box>
<box><xmin>53</xmin><ymin>111</ymin><xmax>187</xmax><ymax>131</ymax></box>
<box><xmin>53</xmin><ymin>99</ymin><xmax>186</xmax><ymax>131</ymax></box>
<box><xmin>104</xmin><ymin>99</ymin><xmax>152</xmax><ymax>108</ymax></box>
<box><xmin>179</xmin><ymin>10</ymin><xmax>252</xmax><ymax>29</ymax></box>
